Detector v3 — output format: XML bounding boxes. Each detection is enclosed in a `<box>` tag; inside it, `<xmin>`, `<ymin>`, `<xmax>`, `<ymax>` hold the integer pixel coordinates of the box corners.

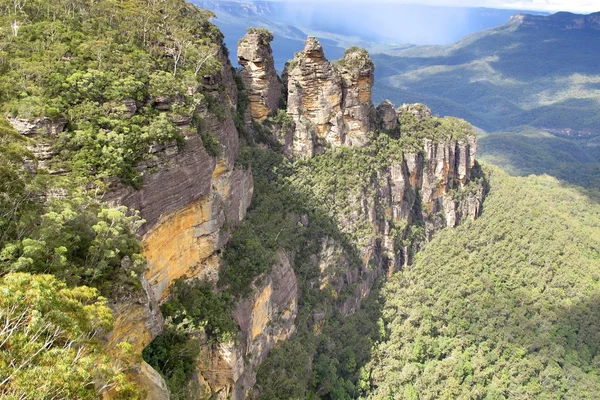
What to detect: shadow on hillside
<box><xmin>230</xmin><ymin>145</ymin><xmax>384</xmax><ymax>397</ymax></box>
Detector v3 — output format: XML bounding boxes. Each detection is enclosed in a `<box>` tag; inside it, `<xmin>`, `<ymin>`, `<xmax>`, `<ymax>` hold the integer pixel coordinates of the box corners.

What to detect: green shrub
<box><xmin>200</xmin><ymin>132</ymin><xmax>221</xmax><ymax>157</ymax></box>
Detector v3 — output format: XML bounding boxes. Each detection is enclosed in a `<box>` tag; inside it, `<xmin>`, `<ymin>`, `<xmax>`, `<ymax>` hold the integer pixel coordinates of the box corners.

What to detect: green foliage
<box><xmin>265</xmin><ymin>109</ymin><xmax>293</xmax><ymax>139</ymax></box>
<box><xmin>162</xmin><ymin>278</ymin><xmax>236</xmax><ymax>343</ymax></box>
<box><xmin>246</xmin><ymin>27</ymin><xmax>274</xmax><ymax>41</ymax></box>
<box><xmin>334</xmin><ymin>46</ymin><xmax>374</xmax><ymax>71</ymax></box>
<box><xmin>291</xmin><ymin>133</ymin><xmax>412</xmax><ymax>249</ymax></box>
<box><xmin>142</xmin><ymin>328</ymin><xmax>201</xmax><ymax>400</ymax></box>
<box><xmin>0</xmin><ymin>194</ymin><xmax>145</xmax><ymax>297</ymax></box>
<box><xmin>0</xmin><ymin>0</ymin><xmax>223</xmax><ymax>185</ymax></box>
<box><xmin>199</xmin><ymin>131</ymin><xmax>221</xmax><ymax>157</ymax></box>
<box><xmin>0</xmin><ymin>117</ymin><xmax>42</xmax><ymax>249</ymax></box>
<box><xmin>399</xmin><ymin>112</ymin><xmax>473</xmax><ymax>143</ymax></box>
<box><xmin>366</xmin><ymin>166</ymin><xmax>600</xmax><ymax>399</ymax></box>
<box><xmin>0</xmin><ymin>272</ymin><xmax>139</xmax><ymax>399</ymax></box>
<box><xmin>256</xmin><ymin>289</ymin><xmax>384</xmax><ymax>399</ymax></box>
<box><xmin>233</xmin><ymin>72</ymin><xmax>251</xmax><ymax>142</ymax></box>
<box><xmin>143</xmin><ymin>278</ymin><xmax>236</xmax><ymax>397</ymax></box>
<box><xmin>219</xmin><ymin>148</ymin><xmax>307</xmax><ymax>296</ymax></box>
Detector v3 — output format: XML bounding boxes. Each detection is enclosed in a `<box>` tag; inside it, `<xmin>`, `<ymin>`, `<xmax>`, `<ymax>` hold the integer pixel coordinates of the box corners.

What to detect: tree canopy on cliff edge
<box><xmin>0</xmin><ymin>0</ymin><xmax>227</xmax><ymax>397</ymax></box>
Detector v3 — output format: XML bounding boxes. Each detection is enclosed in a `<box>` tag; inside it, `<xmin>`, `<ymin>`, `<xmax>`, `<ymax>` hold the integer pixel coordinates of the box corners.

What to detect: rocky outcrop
<box><xmin>312</xmin><ymin>129</ymin><xmax>483</xmax><ymax>311</ymax></box>
<box><xmin>7</xmin><ymin>116</ymin><xmax>67</xmax><ymax>136</ymax></box>
<box><xmin>238</xmin><ymin>29</ymin><xmax>283</xmax><ymax>121</ymax></box>
<box><xmin>197</xmin><ymin>251</ymin><xmax>298</xmax><ymax>399</ymax></box>
<box><xmin>376</xmin><ymin>100</ymin><xmax>398</xmax><ymax>131</ymax></box>
<box><xmin>382</xmin><ymin>132</ymin><xmax>482</xmax><ymax>267</ymax></box>
<box><xmin>285</xmin><ymin>37</ymin><xmax>375</xmax><ymax>157</ymax></box>
<box><xmin>398</xmin><ymin>103</ymin><xmax>432</xmax><ymax>120</ymax></box>
<box><xmin>7</xmin><ymin>116</ymin><xmax>68</xmax><ymax>173</ymax></box>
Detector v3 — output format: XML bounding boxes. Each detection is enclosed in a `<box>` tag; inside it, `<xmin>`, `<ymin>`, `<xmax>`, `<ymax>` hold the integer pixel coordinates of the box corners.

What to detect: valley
<box><xmin>0</xmin><ymin>1</ymin><xmax>599</xmax><ymax>399</ymax></box>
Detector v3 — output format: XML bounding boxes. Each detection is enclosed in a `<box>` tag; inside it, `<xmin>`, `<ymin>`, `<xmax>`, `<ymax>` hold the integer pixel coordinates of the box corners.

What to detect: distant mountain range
<box><xmin>370</xmin><ymin>11</ymin><xmax>600</xmax><ymax>188</ymax></box>
<box><xmin>195</xmin><ymin>0</ymin><xmax>549</xmax><ymax>70</ymax></box>
<box><xmin>372</xmin><ymin>11</ymin><xmax>600</xmax><ymax>136</ymax></box>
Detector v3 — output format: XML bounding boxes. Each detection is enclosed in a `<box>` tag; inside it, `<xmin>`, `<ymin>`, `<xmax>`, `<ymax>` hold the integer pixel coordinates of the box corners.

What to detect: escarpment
<box><xmin>97</xmin><ymin>31</ymin><xmax>483</xmax><ymax>400</ymax></box>
<box><xmin>102</xmin><ymin>47</ymin><xmax>255</xmax><ymax>398</ymax></box>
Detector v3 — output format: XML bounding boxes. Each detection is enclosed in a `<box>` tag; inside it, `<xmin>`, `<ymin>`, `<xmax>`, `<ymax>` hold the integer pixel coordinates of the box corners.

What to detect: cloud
<box><xmin>270</xmin><ymin>0</ymin><xmax>598</xmax><ymax>14</ymax></box>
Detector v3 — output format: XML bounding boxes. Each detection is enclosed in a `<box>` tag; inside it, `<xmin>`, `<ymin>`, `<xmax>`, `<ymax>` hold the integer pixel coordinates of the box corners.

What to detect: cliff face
<box><xmin>102</xmin><ymin>48</ymin><xmax>254</xmax><ymax>398</ymax></box>
<box><xmin>285</xmin><ymin>37</ymin><xmax>375</xmax><ymax>157</ymax></box>
<box><xmin>237</xmin><ymin>30</ymin><xmax>283</xmax><ymax>121</ymax></box>
<box><xmin>197</xmin><ymin>251</ymin><xmax>297</xmax><ymax>399</ymax></box>
<box><xmin>98</xmin><ymin>29</ymin><xmax>484</xmax><ymax>400</ymax></box>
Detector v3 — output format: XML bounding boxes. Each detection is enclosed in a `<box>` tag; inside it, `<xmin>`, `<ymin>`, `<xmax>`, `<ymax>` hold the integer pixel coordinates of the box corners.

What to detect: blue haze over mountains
<box><xmin>196</xmin><ymin>0</ymin><xmax>548</xmax><ymax>70</ymax></box>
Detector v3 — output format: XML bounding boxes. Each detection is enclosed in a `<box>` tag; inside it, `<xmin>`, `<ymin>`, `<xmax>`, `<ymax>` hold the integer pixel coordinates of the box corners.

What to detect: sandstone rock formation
<box><xmin>337</xmin><ymin>47</ymin><xmax>375</xmax><ymax>147</ymax></box>
<box><xmin>376</xmin><ymin>100</ymin><xmax>398</xmax><ymax>131</ymax></box>
<box><xmin>195</xmin><ymin>252</ymin><xmax>298</xmax><ymax>399</ymax></box>
<box><xmin>7</xmin><ymin>116</ymin><xmax>68</xmax><ymax>173</ymax></box>
<box><xmin>104</xmin><ymin>46</ymin><xmax>255</xmax><ymax>399</ymax></box>
<box><xmin>238</xmin><ymin>29</ymin><xmax>283</xmax><ymax>121</ymax></box>
<box><xmin>285</xmin><ymin>37</ymin><xmax>375</xmax><ymax>157</ymax></box>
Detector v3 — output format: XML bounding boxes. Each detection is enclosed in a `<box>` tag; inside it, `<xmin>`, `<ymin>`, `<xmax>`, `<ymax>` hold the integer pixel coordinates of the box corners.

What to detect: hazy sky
<box><xmin>272</xmin><ymin>0</ymin><xmax>598</xmax><ymax>13</ymax></box>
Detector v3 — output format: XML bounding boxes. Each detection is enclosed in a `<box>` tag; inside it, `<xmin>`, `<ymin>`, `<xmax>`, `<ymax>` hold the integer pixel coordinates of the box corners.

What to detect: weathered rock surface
<box><xmin>108</xmin><ymin>48</ymin><xmax>253</xmax><ymax>304</ymax></box>
<box><xmin>7</xmin><ymin>116</ymin><xmax>67</xmax><ymax>136</ymax></box>
<box><xmin>7</xmin><ymin>116</ymin><xmax>67</xmax><ymax>173</ymax></box>
<box><xmin>337</xmin><ymin>47</ymin><xmax>375</xmax><ymax>147</ymax></box>
<box><xmin>197</xmin><ymin>252</ymin><xmax>298</xmax><ymax>399</ymax></box>
<box><xmin>104</xmin><ymin>47</ymin><xmax>254</xmax><ymax>398</ymax></box>
<box><xmin>285</xmin><ymin>37</ymin><xmax>375</xmax><ymax>157</ymax></box>
<box><xmin>377</xmin><ymin>100</ymin><xmax>398</xmax><ymax>131</ymax></box>
<box><xmin>238</xmin><ymin>30</ymin><xmax>283</xmax><ymax>121</ymax></box>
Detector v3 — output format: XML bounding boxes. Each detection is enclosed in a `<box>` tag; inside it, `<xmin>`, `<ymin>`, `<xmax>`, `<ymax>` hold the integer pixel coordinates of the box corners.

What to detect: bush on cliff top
<box><xmin>0</xmin><ymin>273</ymin><xmax>140</xmax><ymax>399</ymax></box>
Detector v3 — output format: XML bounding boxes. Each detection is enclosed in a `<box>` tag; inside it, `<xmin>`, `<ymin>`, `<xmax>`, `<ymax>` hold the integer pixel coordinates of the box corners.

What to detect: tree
<box><xmin>0</xmin><ymin>272</ymin><xmax>137</xmax><ymax>399</ymax></box>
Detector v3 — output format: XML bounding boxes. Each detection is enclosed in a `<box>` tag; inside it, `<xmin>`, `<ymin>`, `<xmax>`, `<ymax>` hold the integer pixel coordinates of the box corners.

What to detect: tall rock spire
<box><xmin>237</xmin><ymin>29</ymin><xmax>283</xmax><ymax>121</ymax></box>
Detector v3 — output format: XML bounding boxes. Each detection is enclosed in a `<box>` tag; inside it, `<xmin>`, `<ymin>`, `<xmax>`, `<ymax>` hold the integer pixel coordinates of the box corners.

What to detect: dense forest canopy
<box><xmin>0</xmin><ymin>0</ymin><xmax>222</xmax><ymax>186</ymax></box>
<box><xmin>366</xmin><ymin>167</ymin><xmax>600</xmax><ymax>399</ymax></box>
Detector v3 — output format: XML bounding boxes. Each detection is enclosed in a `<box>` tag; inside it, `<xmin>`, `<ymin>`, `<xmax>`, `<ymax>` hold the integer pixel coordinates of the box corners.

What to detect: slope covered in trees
<box><xmin>366</xmin><ymin>167</ymin><xmax>600</xmax><ymax>399</ymax></box>
<box><xmin>0</xmin><ymin>0</ymin><xmax>226</xmax><ymax>397</ymax></box>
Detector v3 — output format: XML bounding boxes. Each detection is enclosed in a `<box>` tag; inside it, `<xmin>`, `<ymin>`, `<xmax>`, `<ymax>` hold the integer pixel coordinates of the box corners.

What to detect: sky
<box><xmin>270</xmin><ymin>0</ymin><xmax>599</xmax><ymax>14</ymax></box>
